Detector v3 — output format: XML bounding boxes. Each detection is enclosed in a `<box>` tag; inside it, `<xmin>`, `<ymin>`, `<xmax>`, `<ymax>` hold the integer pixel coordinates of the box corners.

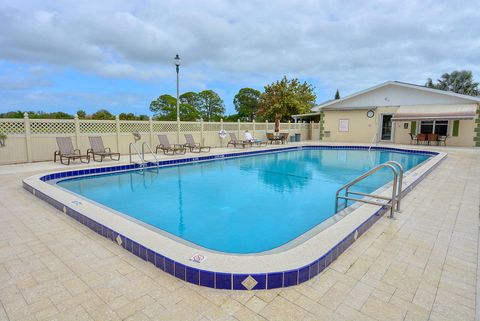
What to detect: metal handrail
<box><xmin>368</xmin><ymin>132</ymin><xmax>378</xmax><ymax>152</ymax></box>
<box><xmin>385</xmin><ymin>161</ymin><xmax>404</xmax><ymax>211</ymax></box>
<box><xmin>335</xmin><ymin>161</ymin><xmax>404</xmax><ymax>218</ymax></box>
<box><xmin>129</xmin><ymin>142</ymin><xmax>144</xmax><ymax>165</ymax></box>
<box><xmin>141</xmin><ymin>142</ymin><xmax>160</xmax><ymax>165</ymax></box>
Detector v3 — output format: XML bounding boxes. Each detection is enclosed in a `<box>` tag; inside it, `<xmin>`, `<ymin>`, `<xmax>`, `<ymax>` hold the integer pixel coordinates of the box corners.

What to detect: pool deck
<box><xmin>0</xmin><ymin>141</ymin><xmax>478</xmax><ymax>321</ymax></box>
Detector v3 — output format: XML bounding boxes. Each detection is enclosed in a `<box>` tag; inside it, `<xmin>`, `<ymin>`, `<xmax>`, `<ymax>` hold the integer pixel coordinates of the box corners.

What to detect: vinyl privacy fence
<box><xmin>0</xmin><ymin>114</ymin><xmax>318</xmax><ymax>164</ymax></box>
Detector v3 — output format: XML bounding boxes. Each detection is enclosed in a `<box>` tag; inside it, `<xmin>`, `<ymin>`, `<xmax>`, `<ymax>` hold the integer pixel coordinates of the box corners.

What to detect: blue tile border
<box><xmin>23</xmin><ymin>145</ymin><xmax>443</xmax><ymax>290</ymax></box>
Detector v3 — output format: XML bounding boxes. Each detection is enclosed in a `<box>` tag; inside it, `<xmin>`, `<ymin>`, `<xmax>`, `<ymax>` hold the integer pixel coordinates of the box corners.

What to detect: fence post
<box><xmin>288</xmin><ymin>120</ymin><xmax>291</xmax><ymax>141</ymax></box>
<box><xmin>149</xmin><ymin>116</ymin><xmax>154</xmax><ymax>147</ymax></box>
<box><xmin>115</xmin><ymin>115</ymin><xmax>120</xmax><ymax>153</ymax></box>
<box><xmin>74</xmin><ymin>115</ymin><xmax>80</xmax><ymax>149</ymax></box>
<box><xmin>237</xmin><ymin>119</ymin><xmax>241</xmax><ymax>139</ymax></box>
<box><xmin>265</xmin><ymin>119</ymin><xmax>268</xmax><ymax>133</ymax></box>
<box><xmin>24</xmin><ymin>113</ymin><xmax>32</xmax><ymax>163</ymax></box>
<box><xmin>220</xmin><ymin>118</ymin><xmax>224</xmax><ymax>147</ymax></box>
<box><xmin>310</xmin><ymin>120</ymin><xmax>313</xmax><ymax>140</ymax></box>
<box><xmin>252</xmin><ymin>120</ymin><xmax>256</xmax><ymax>139</ymax></box>
<box><xmin>200</xmin><ymin>118</ymin><xmax>204</xmax><ymax>145</ymax></box>
<box><xmin>177</xmin><ymin>118</ymin><xmax>181</xmax><ymax>144</ymax></box>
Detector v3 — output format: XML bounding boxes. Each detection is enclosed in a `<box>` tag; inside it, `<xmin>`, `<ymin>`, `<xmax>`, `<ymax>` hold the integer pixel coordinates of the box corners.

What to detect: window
<box><xmin>338</xmin><ymin>119</ymin><xmax>349</xmax><ymax>132</ymax></box>
<box><xmin>434</xmin><ymin>120</ymin><xmax>448</xmax><ymax>135</ymax></box>
<box><xmin>420</xmin><ymin>121</ymin><xmax>433</xmax><ymax>134</ymax></box>
<box><xmin>420</xmin><ymin>120</ymin><xmax>448</xmax><ymax>135</ymax></box>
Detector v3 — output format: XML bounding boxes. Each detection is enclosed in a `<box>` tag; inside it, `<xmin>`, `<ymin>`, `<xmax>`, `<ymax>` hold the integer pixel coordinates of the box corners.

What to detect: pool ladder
<box><xmin>335</xmin><ymin>161</ymin><xmax>404</xmax><ymax>218</ymax></box>
<box><xmin>129</xmin><ymin>142</ymin><xmax>160</xmax><ymax>171</ymax></box>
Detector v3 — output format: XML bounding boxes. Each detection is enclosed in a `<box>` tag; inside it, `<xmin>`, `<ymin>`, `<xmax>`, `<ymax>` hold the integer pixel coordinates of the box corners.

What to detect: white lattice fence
<box><xmin>203</xmin><ymin>122</ymin><xmax>222</xmax><ymax>132</ymax></box>
<box><xmin>30</xmin><ymin>119</ymin><xmax>75</xmax><ymax>134</ymax></box>
<box><xmin>222</xmin><ymin>123</ymin><xmax>238</xmax><ymax>131</ymax></box>
<box><xmin>0</xmin><ymin>118</ymin><xmax>27</xmax><ymax>163</ymax></box>
<box><xmin>120</xmin><ymin>121</ymin><xmax>150</xmax><ymax>133</ymax></box>
<box><xmin>0</xmin><ymin>119</ymin><xmax>25</xmax><ymax>134</ymax></box>
<box><xmin>240</xmin><ymin>123</ymin><xmax>254</xmax><ymax>130</ymax></box>
<box><xmin>0</xmin><ymin>115</ymin><xmax>313</xmax><ymax>164</ymax></box>
<box><xmin>80</xmin><ymin>120</ymin><xmax>116</xmax><ymax>133</ymax></box>
<box><xmin>255</xmin><ymin>123</ymin><xmax>267</xmax><ymax>130</ymax></box>
<box><xmin>180</xmin><ymin>122</ymin><xmax>201</xmax><ymax>132</ymax></box>
<box><xmin>153</xmin><ymin>121</ymin><xmax>178</xmax><ymax>132</ymax></box>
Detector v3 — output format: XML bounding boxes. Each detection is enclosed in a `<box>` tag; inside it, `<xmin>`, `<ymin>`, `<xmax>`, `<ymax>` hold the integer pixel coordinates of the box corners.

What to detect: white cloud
<box><xmin>0</xmin><ymin>0</ymin><xmax>479</xmax><ymax>108</ymax></box>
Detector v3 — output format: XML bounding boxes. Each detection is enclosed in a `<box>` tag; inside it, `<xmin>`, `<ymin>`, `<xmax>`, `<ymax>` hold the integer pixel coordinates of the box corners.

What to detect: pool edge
<box><xmin>22</xmin><ymin>145</ymin><xmax>445</xmax><ymax>290</ymax></box>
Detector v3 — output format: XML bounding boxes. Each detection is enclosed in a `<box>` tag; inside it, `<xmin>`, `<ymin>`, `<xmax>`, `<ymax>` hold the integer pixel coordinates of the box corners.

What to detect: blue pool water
<box><xmin>57</xmin><ymin>149</ymin><xmax>430</xmax><ymax>253</ymax></box>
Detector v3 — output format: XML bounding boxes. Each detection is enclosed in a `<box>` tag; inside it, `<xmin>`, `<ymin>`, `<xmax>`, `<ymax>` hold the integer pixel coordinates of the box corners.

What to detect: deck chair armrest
<box><xmin>104</xmin><ymin>147</ymin><xmax>111</xmax><ymax>152</ymax></box>
<box><xmin>173</xmin><ymin>144</ymin><xmax>184</xmax><ymax>148</ymax></box>
<box><xmin>74</xmin><ymin>149</ymin><xmax>81</xmax><ymax>155</ymax></box>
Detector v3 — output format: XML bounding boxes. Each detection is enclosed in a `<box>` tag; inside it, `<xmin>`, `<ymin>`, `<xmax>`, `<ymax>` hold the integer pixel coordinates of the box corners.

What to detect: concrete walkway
<box><xmin>0</xmin><ymin>143</ymin><xmax>478</xmax><ymax>321</ymax></box>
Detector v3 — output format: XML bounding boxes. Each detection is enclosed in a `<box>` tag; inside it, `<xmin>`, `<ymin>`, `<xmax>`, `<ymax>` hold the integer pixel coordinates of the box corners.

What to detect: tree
<box><xmin>179</xmin><ymin>92</ymin><xmax>199</xmax><ymax>109</ymax></box>
<box><xmin>91</xmin><ymin>109</ymin><xmax>115</xmax><ymax>120</ymax></box>
<box><xmin>0</xmin><ymin>111</ymin><xmax>26</xmax><ymax>118</ymax></box>
<box><xmin>179</xmin><ymin>92</ymin><xmax>201</xmax><ymax>121</ymax></box>
<box><xmin>426</xmin><ymin>70</ymin><xmax>479</xmax><ymax>96</ymax></box>
<box><xmin>0</xmin><ymin>111</ymin><xmax>74</xmax><ymax>119</ymax></box>
<box><xmin>150</xmin><ymin>94</ymin><xmax>200</xmax><ymax>121</ymax></box>
<box><xmin>197</xmin><ymin>90</ymin><xmax>225</xmax><ymax>121</ymax></box>
<box><xmin>119</xmin><ymin>112</ymin><xmax>136</xmax><ymax>120</ymax></box>
<box><xmin>258</xmin><ymin>76</ymin><xmax>316</xmax><ymax>131</ymax></box>
<box><xmin>233</xmin><ymin>88</ymin><xmax>261</xmax><ymax>121</ymax></box>
<box><xmin>77</xmin><ymin>110</ymin><xmax>86</xmax><ymax>119</ymax></box>
<box><xmin>136</xmin><ymin>114</ymin><xmax>149</xmax><ymax>120</ymax></box>
<box><xmin>149</xmin><ymin>94</ymin><xmax>177</xmax><ymax>120</ymax></box>
<box><xmin>223</xmin><ymin>114</ymin><xmax>241</xmax><ymax>122</ymax></box>
<box><xmin>334</xmin><ymin>89</ymin><xmax>340</xmax><ymax>99</ymax></box>
<box><xmin>48</xmin><ymin>111</ymin><xmax>74</xmax><ymax>119</ymax></box>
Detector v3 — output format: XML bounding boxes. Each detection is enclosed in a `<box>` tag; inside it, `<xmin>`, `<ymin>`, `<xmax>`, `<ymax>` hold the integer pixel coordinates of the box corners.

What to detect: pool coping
<box><xmin>23</xmin><ymin>145</ymin><xmax>446</xmax><ymax>290</ymax></box>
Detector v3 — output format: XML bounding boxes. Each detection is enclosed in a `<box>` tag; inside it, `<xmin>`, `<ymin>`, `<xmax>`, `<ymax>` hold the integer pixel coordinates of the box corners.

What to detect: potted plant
<box><xmin>0</xmin><ymin>133</ymin><xmax>6</xmax><ymax>147</ymax></box>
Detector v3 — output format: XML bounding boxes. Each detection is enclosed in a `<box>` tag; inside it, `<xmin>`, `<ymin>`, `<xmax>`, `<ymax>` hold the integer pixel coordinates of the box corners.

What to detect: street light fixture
<box><xmin>174</xmin><ymin>54</ymin><xmax>181</xmax><ymax>122</ymax></box>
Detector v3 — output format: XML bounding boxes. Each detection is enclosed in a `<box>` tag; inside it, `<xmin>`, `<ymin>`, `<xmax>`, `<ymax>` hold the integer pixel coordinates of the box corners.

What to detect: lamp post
<box><xmin>174</xmin><ymin>54</ymin><xmax>181</xmax><ymax>143</ymax></box>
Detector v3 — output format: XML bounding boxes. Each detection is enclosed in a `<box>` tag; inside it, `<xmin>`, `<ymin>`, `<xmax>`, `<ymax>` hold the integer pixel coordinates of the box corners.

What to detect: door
<box><xmin>380</xmin><ymin>114</ymin><xmax>393</xmax><ymax>141</ymax></box>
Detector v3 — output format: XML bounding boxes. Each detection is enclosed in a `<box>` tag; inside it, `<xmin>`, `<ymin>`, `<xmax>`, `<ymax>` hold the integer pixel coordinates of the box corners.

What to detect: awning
<box><xmin>392</xmin><ymin>104</ymin><xmax>478</xmax><ymax>121</ymax></box>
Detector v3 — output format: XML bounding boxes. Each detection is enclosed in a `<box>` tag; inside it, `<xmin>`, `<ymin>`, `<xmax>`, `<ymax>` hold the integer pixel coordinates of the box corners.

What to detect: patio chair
<box><xmin>244</xmin><ymin>131</ymin><xmax>267</xmax><ymax>147</ymax></box>
<box><xmin>416</xmin><ymin>133</ymin><xmax>427</xmax><ymax>145</ymax></box>
<box><xmin>408</xmin><ymin>133</ymin><xmax>418</xmax><ymax>145</ymax></box>
<box><xmin>227</xmin><ymin>133</ymin><xmax>249</xmax><ymax>148</ymax></box>
<box><xmin>156</xmin><ymin>134</ymin><xmax>186</xmax><ymax>155</ymax></box>
<box><xmin>427</xmin><ymin>133</ymin><xmax>438</xmax><ymax>146</ymax></box>
<box><xmin>437</xmin><ymin>134</ymin><xmax>448</xmax><ymax>146</ymax></box>
<box><xmin>184</xmin><ymin>134</ymin><xmax>211</xmax><ymax>153</ymax></box>
<box><xmin>54</xmin><ymin>137</ymin><xmax>90</xmax><ymax>165</ymax></box>
<box><xmin>266</xmin><ymin>133</ymin><xmax>282</xmax><ymax>144</ymax></box>
<box><xmin>87</xmin><ymin>136</ymin><xmax>120</xmax><ymax>162</ymax></box>
<box><xmin>279</xmin><ymin>133</ymin><xmax>289</xmax><ymax>144</ymax></box>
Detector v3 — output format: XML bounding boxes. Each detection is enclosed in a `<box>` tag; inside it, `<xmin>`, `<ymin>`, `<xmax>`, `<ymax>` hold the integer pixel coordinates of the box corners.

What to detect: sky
<box><xmin>0</xmin><ymin>0</ymin><xmax>479</xmax><ymax>116</ymax></box>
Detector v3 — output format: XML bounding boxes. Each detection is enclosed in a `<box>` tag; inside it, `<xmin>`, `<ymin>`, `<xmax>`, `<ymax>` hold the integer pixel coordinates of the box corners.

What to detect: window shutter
<box><xmin>452</xmin><ymin>120</ymin><xmax>460</xmax><ymax>137</ymax></box>
<box><xmin>410</xmin><ymin>121</ymin><xmax>416</xmax><ymax>135</ymax></box>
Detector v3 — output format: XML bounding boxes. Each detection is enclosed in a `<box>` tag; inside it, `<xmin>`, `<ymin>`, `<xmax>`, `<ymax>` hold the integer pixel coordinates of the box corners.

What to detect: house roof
<box><xmin>315</xmin><ymin>81</ymin><xmax>480</xmax><ymax>111</ymax></box>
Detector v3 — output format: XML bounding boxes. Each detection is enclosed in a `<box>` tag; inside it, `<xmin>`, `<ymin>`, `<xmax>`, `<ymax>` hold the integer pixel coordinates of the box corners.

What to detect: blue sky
<box><xmin>0</xmin><ymin>0</ymin><xmax>479</xmax><ymax>116</ymax></box>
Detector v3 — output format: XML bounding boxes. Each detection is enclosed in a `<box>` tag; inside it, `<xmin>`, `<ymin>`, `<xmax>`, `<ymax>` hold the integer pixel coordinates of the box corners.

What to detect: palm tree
<box><xmin>426</xmin><ymin>70</ymin><xmax>479</xmax><ymax>96</ymax></box>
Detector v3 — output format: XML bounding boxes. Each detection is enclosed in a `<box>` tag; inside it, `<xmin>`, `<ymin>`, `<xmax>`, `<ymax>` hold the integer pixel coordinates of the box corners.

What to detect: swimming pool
<box><xmin>56</xmin><ymin>148</ymin><xmax>429</xmax><ymax>253</ymax></box>
<box><xmin>24</xmin><ymin>145</ymin><xmax>444</xmax><ymax>290</ymax></box>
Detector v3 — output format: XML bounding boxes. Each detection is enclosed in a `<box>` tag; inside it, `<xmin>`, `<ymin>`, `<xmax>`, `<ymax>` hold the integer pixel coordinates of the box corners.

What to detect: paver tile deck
<box><xmin>0</xmin><ymin>142</ymin><xmax>478</xmax><ymax>321</ymax></box>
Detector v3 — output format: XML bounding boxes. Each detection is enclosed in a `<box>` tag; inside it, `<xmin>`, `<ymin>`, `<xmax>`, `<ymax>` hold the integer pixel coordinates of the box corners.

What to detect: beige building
<box><xmin>294</xmin><ymin>81</ymin><xmax>480</xmax><ymax>147</ymax></box>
